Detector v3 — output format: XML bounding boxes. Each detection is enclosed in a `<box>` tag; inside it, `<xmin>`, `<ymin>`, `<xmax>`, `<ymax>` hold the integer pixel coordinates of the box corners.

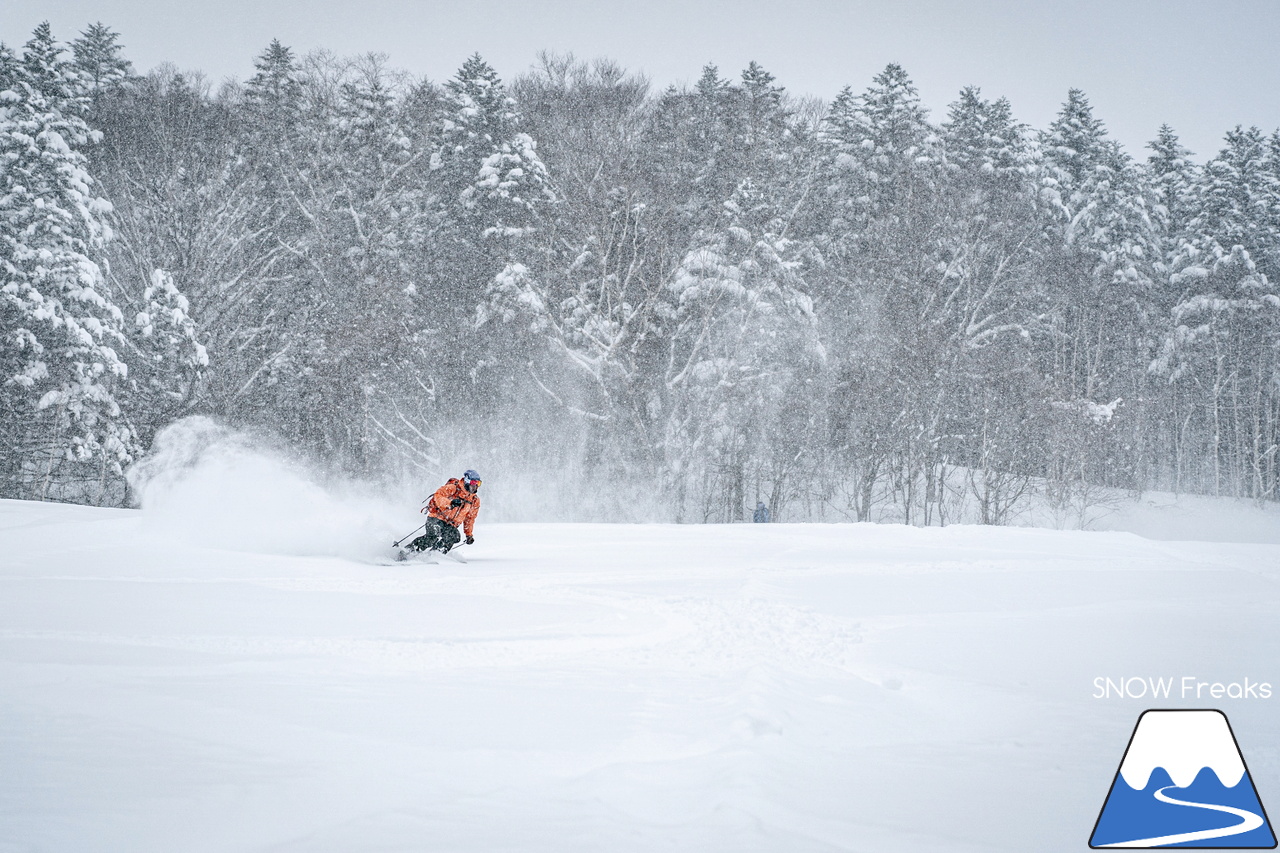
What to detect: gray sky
<box><xmin>4</xmin><ymin>0</ymin><xmax>1278</xmax><ymax>160</ymax></box>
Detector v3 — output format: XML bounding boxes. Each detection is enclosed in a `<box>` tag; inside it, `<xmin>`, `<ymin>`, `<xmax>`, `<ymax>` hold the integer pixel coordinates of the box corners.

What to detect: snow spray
<box><xmin>126</xmin><ymin>416</ymin><xmax>400</xmax><ymax>559</ymax></box>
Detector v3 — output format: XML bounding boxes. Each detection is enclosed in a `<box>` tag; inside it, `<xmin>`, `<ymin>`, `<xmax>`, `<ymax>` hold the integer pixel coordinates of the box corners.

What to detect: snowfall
<box><xmin>4</xmin><ymin>437</ymin><xmax>1280</xmax><ymax>851</ymax></box>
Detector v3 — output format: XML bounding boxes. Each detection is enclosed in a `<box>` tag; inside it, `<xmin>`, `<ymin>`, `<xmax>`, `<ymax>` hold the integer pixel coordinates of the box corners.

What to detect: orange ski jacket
<box><xmin>424</xmin><ymin>478</ymin><xmax>480</xmax><ymax>537</ymax></box>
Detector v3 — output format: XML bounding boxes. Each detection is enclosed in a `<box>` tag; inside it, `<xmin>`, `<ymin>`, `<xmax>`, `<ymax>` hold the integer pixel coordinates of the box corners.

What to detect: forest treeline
<box><xmin>3</xmin><ymin>22</ymin><xmax>1279</xmax><ymax>523</ymax></box>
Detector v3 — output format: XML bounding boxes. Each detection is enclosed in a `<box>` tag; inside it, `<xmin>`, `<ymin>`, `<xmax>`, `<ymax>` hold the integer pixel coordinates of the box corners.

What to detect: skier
<box><xmin>753</xmin><ymin>500</ymin><xmax>771</xmax><ymax>523</ymax></box>
<box><xmin>405</xmin><ymin>469</ymin><xmax>482</xmax><ymax>555</ymax></box>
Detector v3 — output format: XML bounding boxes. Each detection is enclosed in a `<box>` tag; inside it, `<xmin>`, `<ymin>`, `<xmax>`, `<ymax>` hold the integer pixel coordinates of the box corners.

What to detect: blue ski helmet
<box><xmin>462</xmin><ymin>469</ymin><xmax>482</xmax><ymax>493</ymax></box>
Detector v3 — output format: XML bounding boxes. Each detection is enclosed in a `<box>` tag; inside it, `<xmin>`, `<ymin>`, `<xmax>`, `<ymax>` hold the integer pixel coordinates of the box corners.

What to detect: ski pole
<box><xmin>393</xmin><ymin>522</ymin><xmax>427</xmax><ymax>548</ymax></box>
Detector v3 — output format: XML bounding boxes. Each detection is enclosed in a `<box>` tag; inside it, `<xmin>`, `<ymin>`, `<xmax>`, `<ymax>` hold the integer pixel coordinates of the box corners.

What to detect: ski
<box><xmin>389</xmin><ymin>548</ymin><xmax>440</xmax><ymax>565</ymax></box>
<box><xmin>386</xmin><ymin>546</ymin><xmax>466</xmax><ymax>565</ymax></box>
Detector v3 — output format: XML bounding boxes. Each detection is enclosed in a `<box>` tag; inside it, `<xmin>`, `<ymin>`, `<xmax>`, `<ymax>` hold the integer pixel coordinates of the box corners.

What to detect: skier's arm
<box><xmin>462</xmin><ymin>499</ymin><xmax>479</xmax><ymax>538</ymax></box>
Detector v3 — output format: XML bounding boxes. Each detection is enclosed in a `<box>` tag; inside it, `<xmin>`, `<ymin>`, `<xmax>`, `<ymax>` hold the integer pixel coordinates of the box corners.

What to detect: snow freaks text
<box><xmin>1093</xmin><ymin>677</ymin><xmax>1273</xmax><ymax>700</ymax></box>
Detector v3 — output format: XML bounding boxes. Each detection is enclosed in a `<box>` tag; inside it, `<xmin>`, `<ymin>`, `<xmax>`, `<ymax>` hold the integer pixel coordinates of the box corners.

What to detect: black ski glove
<box><xmin>465</xmin><ymin>535</ymin><xmax>475</xmax><ymax>545</ymax></box>
<box><xmin>450</xmin><ymin>498</ymin><xmax>463</xmax><ymax>508</ymax></box>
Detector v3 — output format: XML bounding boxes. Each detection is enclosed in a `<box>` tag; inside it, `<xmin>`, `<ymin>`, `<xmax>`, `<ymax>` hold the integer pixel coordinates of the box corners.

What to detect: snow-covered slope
<box><xmin>3</xmin><ymin>497</ymin><xmax>1279</xmax><ymax>852</ymax></box>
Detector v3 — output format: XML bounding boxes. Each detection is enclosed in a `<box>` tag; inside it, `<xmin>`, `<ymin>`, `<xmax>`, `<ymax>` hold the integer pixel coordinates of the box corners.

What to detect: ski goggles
<box><xmin>464</xmin><ymin>479</ymin><xmax>481</xmax><ymax>493</ymax></box>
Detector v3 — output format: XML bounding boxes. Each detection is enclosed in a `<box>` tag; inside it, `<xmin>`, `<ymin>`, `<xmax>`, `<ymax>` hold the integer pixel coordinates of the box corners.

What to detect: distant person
<box><xmin>753</xmin><ymin>501</ymin><xmax>771</xmax><ymax>523</ymax></box>
<box><xmin>407</xmin><ymin>469</ymin><xmax>482</xmax><ymax>555</ymax></box>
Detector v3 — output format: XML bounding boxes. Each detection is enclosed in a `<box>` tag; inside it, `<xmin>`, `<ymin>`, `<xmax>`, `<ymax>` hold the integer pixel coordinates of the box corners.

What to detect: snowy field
<box><xmin>3</xmin><ymin>489</ymin><xmax>1280</xmax><ymax>851</ymax></box>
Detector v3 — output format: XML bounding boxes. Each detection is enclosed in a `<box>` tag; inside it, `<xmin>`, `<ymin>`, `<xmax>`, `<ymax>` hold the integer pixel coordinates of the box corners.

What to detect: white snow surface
<box><xmin>3</xmin><ymin>478</ymin><xmax>1280</xmax><ymax>850</ymax></box>
<box><xmin>1118</xmin><ymin>710</ymin><xmax>1246</xmax><ymax>789</ymax></box>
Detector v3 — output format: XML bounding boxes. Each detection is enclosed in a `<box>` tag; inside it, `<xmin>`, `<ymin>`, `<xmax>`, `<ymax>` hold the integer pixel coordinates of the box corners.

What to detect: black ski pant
<box><xmin>410</xmin><ymin>516</ymin><xmax>461</xmax><ymax>553</ymax></box>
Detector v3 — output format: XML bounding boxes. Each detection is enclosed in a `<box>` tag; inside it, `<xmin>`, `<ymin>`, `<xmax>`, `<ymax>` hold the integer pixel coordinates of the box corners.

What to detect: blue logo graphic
<box><xmin>1091</xmin><ymin>709</ymin><xmax>1276</xmax><ymax>848</ymax></box>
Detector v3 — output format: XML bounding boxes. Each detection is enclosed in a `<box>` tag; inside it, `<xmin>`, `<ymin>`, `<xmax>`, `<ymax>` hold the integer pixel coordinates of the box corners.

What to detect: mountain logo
<box><xmin>1090</xmin><ymin>709</ymin><xmax>1276</xmax><ymax>848</ymax></box>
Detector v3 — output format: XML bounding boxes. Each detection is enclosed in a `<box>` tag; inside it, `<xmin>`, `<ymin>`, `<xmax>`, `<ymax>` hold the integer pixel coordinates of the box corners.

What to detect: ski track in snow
<box><xmin>0</xmin><ymin>575</ymin><xmax>864</xmax><ymax>676</ymax></box>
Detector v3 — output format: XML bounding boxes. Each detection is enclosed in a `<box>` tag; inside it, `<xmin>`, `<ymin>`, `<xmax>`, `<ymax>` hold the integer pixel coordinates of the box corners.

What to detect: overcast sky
<box><xmin>3</xmin><ymin>0</ymin><xmax>1278</xmax><ymax>160</ymax></box>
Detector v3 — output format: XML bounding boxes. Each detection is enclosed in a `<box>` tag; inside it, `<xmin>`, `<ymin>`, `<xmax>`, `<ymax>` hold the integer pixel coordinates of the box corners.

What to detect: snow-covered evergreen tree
<box><xmin>239</xmin><ymin>39</ymin><xmax>305</xmax><ymax>244</ymax></box>
<box><xmin>815</xmin><ymin>63</ymin><xmax>942</xmax><ymax>293</ymax></box>
<box><xmin>429</xmin><ymin>54</ymin><xmax>552</xmax><ymax>411</ymax></box>
<box><xmin>642</xmin><ymin>62</ymin><xmax>799</xmax><ymax>242</ymax></box>
<box><xmin>840</xmin><ymin>63</ymin><xmax>939</xmax><ymax>213</ymax></box>
<box><xmin>70</xmin><ymin>22</ymin><xmax>133</xmax><ymax>110</ymax></box>
<box><xmin>1152</xmin><ymin>244</ymin><xmax>1280</xmax><ymax>498</ymax></box>
<box><xmin>1038</xmin><ymin>89</ymin><xmax>1160</xmax><ymax>493</ymax></box>
<box><xmin>943</xmin><ymin>87</ymin><xmax>1029</xmax><ymax>190</ymax></box>
<box><xmin>815</xmin><ymin>65</ymin><xmax>960</xmax><ymax>523</ymax></box>
<box><xmin>937</xmin><ymin>87</ymin><xmax>1051</xmax><ymax>522</ymax></box>
<box><xmin>434</xmin><ymin>54</ymin><xmax>551</xmax><ymax>245</ymax></box>
<box><xmin>1188</xmin><ymin>126</ymin><xmax>1279</xmax><ymax>278</ymax></box>
<box><xmin>1041</xmin><ymin>90</ymin><xmax>1158</xmax><ymax>310</ymax></box>
<box><xmin>0</xmin><ymin>26</ymin><xmax>134</xmax><ymax>501</ymax></box>
<box><xmin>1152</xmin><ymin>127</ymin><xmax>1280</xmax><ymax>498</ymax></box>
<box><xmin>1145</xmin><ymin>124</ymin><xmax>1197</xmax><ymax>244</ymax></box>
<box><xmin>125</xmin><ymin>268</ymin><xmax>207</xmax><ymax>421</ymax></box>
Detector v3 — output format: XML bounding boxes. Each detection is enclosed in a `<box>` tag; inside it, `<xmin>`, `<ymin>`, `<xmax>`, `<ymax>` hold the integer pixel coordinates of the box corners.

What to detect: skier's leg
<box><xmin>410</xmin><ymin>518</ymin><xmax>444</xmax><ymax>552</ymax></box>
<box><xmin>438</xmin><ymin>523</ymin><xmax>461</xmax><ymax>553</ymax></box>
<box><xmin>432</xmin><ymin>518</ymin><xmax>452</xmax><ymax>549</ymax></box>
